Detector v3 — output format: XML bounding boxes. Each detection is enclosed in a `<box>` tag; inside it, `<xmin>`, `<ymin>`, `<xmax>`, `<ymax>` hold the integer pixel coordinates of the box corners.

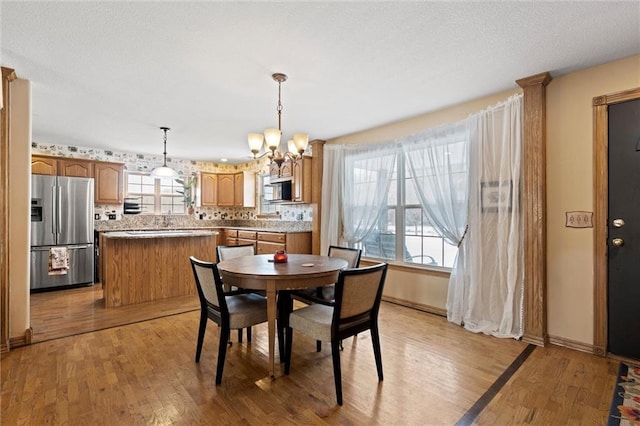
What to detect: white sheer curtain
<box><xmin>320</xmin><ymin>145</ymin><xmax>345</xmax><ymax>256</ymax></box>
<box><xmin>321</xmin><ymin>94</ymin><xmax>524</xmax><ymax>339</ymax></box>
<box><xmin>448</xmin><ymin>94</ymin><xmax>524</xmax><ymax>338</ymax></box>
<box><xmin>403</xmin><ymin>121</ymin><xmax>469</xmax><ymax>247</ymax></box>
<box><xmin>403</xmin><ymin>122</ymin><xmax>470</xmax><ymax>327</ymax></box>
<box><xmin>341</xmin><ymin>143</ymin><xmax>397</xmax><ymax>245</ymax></box>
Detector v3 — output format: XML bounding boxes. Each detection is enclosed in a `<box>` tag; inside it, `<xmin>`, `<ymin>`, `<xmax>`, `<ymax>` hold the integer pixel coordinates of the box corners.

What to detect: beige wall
<box><xmin>546</xmin><ymin>54</ymin><xmax>640</xmax><ymax>345</ymax></box>
<box><xmin>8</xmin><ymin>78</ymin><xmax>31</xmax><ymax>339</ymax></box>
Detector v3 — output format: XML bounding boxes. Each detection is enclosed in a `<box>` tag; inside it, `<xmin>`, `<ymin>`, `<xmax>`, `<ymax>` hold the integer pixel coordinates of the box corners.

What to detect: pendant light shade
<box><xmin>151</xmin><ymin>127</ymin><xmax>178</xmax><ymax>179</ymax></box>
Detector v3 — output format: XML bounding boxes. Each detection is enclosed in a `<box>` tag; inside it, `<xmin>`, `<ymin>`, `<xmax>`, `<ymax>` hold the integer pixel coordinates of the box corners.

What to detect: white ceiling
<box><xmin>2</xmin><ymin>1</ymin><xmax>639</xmax><ymax>164</ymax></box>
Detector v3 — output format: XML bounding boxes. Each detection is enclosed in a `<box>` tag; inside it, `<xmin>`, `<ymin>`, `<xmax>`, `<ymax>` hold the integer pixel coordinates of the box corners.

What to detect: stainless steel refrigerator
<box><xmin>30</xmin><ymin>175</ymin><xmax>95</xmax><ymax>290</ymax></box>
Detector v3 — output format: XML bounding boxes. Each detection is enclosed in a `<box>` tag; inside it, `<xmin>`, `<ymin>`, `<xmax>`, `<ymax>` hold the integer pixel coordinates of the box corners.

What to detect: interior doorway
<box><xmin>593</xmin><ymin>87</ymin><xmax>640</xmax><ymax>361</ymax></box>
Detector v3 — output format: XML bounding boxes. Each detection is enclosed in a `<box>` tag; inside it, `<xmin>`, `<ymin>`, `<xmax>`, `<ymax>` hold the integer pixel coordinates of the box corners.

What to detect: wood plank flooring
<box><xmin>2</xmin><ymin>287</ymin><xmax>620</xmax><ymax>424</ymax></box>
<box><xmin>29</xmin><ymin>284</ymin><xmax>199</xmax><ymax>343</ymax></box>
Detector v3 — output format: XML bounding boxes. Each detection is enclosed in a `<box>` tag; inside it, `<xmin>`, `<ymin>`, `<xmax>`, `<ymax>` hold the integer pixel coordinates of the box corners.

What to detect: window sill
<box><xmin>360</xmin><ymin>256</ymin><xmax>452</xmax><ymax>278</ymax></box>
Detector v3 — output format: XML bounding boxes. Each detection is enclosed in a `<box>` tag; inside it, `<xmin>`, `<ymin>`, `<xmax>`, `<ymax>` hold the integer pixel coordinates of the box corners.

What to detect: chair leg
<box><xmin>216</xmin><ymin>326</ymin><xmax>230</xmax><ymax>385</ymax></box>
<box><xmin>316</xmin><ymin>340</ymin><xmax>322</xmax><ymax>352</ymax></box>
<box><xmin>371</xmin><ymin>324</ymin><xmax>384</xmax><ymax>382</ymax></box>
<box><xmin>195</xmin><ymin>311</ymin><xmax>208</xmax><ymax>363</ymax></box>
<box><xmin>284</xmin><ymin>326</ymin><xmax>293</xmax><ymax>375</ymax></box>
<box><xmin>238</xmin><ymin>328</ymin><xmax>243</xmax><ymax>343</ymax></box>
<box><xmin>247</xmin><ymin>326</ymin><xmax>252</xmax><ymax>342</ymax></box>
<box><xmin>331</xmin><ymin>339</ymin><xmax>343</xmax><ymax>406</ymax></box>
<box><xmin>278</xmin><ymin>291</ymin><xmax>292</xmax><ymax>362</ymax></box>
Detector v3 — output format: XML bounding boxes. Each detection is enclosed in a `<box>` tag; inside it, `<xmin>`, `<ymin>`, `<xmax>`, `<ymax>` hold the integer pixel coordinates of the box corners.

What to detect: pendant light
<box><xmin>248</xmin><ymin>73</ymin><xmax>309</xmax><ymax>165</ymax></box>
<box><xmin>150</xmin><ymin>127</ymin><xmax>178</xmax><ymax>178</ymax></box>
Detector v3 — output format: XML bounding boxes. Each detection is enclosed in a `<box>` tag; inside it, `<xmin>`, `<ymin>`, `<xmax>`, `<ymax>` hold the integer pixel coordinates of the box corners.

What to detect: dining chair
<box><xmin>283</xmin><ymin>262</ymin><xmax>388</xmax><ymax>405</ymax></box>
<box><xmin>216</xmin><ymin>244</ymin><xmax>256</xmax><ymax>265</ymax></box>
<box><xmin>292</xmin><ymin>246</ymin><xmax>362</xmax><ymax>305</ymax></box>
<box><xmin>286</xmin><ymin>245</ymin><xmax>362</xmax><ymax>351</ymax></box>
<box><xmin>216</xmin><ymin>243</ymin><xmax>259</xmax><ymax>342</ymax></box>
<box><xmin>190</xmin><ymin>256</ymin><xmax>268</xmax><ymax>385</ymax></box>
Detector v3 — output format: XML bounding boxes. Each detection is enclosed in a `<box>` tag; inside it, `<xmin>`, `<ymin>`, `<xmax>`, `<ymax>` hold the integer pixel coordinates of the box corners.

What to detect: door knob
<box><xmin>612</xmin><ymin>218</ymin><xmax>625</xmax><ymax>228</ymax></box>
<box><xmin>612</xmin><ymin>238</ymin><xmax>624</xmax><ymax>247</ymax></box>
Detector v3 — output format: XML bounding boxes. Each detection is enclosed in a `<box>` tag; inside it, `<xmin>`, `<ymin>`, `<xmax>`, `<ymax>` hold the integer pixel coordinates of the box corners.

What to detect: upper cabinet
<box><xmin>93</xmin><ymin>162</ymin><xmax>124</xmax><ymax>204</ymax></box>
<box><xmin>199</xmin><ymin>171</ymin><xmax>256</xmax><ymax>207</ymax></box>
<box><xmin>32</xmin><ymin>155</ymin><xmax>95</xmax><ymax>177</ymax></box>
<box><xmin>31</xmin><ymin>156</ymin><xmax>57</xmax><ymax>176</ymax></box>
<box><xmin>200</xmin><ymin>172</ymin><xmax>218</xmax><ymax>207</ymax></box>
<box><xmin>266</xmin><ymin>157</ymin><xmax>311</xmax><ymax>204</ymax></box>
<box><xmin>32</xmin><ymin>156</ymin><xmax>124</xmax><ymax>205</ymax></box>
<box><xmin>217</xmin><ymin>174</ymin><xmax>235</xmax><ymax>206</ymax></box>
<box><xmin>234</xmin><ymin>171</ymin><xmax>256</xmax><ymax>208</ymax></box>
<box><xmin>292</xmin><ymin>157</ymin><xmax>312</xmax><ymax>203</ymax></box>
<box><xmin>58</xmin><ymin>158</ymin><xmax>93</xmax><ymax>178</ymax></box>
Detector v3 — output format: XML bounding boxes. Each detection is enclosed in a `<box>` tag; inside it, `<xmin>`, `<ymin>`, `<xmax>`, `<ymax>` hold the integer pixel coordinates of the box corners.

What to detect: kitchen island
<box><xmin>101</xmin><ymin>230</ymin><xmax>218</xmax><ymax>307</ymax></box>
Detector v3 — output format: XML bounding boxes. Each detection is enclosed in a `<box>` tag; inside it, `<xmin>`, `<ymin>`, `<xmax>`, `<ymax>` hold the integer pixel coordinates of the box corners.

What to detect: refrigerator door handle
<box><xmin>31</xmin><ymin>245</ymin><xmax>91</xmax><ymax>252</ymax></box>
<box><xmin>51</xmin><ymin>185</ymin><xmax>57</xmax><ymax>235</ymax></box>
<box><xmin>57</xmin><ymin>185</ymin><xmax>62</xmax><ymax>235</ymax></box>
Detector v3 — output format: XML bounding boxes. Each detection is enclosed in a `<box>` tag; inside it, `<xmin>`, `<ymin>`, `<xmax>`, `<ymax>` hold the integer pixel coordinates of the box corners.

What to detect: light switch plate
<box><xmin>566</xmin><ymin>211</ymin><xmax>593</xmax><ymax>228</ymax></box>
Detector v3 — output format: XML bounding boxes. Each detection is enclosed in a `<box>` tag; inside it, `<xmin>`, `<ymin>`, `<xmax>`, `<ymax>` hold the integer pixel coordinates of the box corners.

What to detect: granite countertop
<box><xmin>103</xmin><ymin>230</ymin><xmax>218</xmax><ymax>239</ymax></box>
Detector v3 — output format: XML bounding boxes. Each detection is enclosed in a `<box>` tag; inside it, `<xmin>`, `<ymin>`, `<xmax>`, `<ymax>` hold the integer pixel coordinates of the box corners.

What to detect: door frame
<box><xmin>593</xmin><ymin>87</ymin><xmax>640</xmax><ymax>357</ymax></box>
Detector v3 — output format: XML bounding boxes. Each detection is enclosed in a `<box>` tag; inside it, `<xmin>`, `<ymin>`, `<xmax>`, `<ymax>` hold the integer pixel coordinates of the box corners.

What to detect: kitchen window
<box><xmin>126</xmin><ymin>172</ymin><xmax>185</xmax><ymax>214</ymax></box>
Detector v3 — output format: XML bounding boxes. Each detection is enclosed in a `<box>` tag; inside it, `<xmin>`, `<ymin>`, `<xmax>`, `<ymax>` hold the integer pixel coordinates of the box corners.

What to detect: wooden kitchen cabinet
<box><xmin>217</xmin><ymin>174</ymin><xmax>235</xmax><ymax>206</ymax></box>
<box><xmin>279</xmin><ymin>161</ymin><xmax>293</xmax><ymax>179</ymax></box>
<box><xmin>236</xmin><ymin>230</ymin><xmax>257</xmax><ymax>249</ymax></box>
<box><xmin>58</xmin><ymin>158</ymin><xmax>93</xmax><ymax>178</ymax></box>
<box><xmin>223</xmin><ymin>228</ymin><xmax>311</xmax><ymax>255</ymax></box>
<box><xmin>292</xmin><ymin>156</ymin><xmax>312</xmax><ymax>203</ymax></box>
<box><xmin>224</xmin><ymin>229</ymin><xmax>238</xmax><ymax>246</ymax></box>
<box><xmin>32</xmin><ymin>155</ymin><xmax>94</xmax><ymax>177</ymax></box>
<box><xmin>200</xmin><ymin>172</ymin><xmax>218</xmax><ymax>206</ymax></box>
<box><xmin>256</xmin><ymin>231</ymin><xmax>287</xmax><ymax>254</ymax></box>
<box><xmin>234</xmin><ymin>171</ymin><xmax>256</xmax><ymax>208</ymax></box>
<box><xmin>31</xmin><ymin>156</ymin><xmax>58</xmax><ymax>175</ymax></box>
<box><xmin>32</xmin><ymin>155</ymin><xmax>123</xmax><ymax>204</ymax></box>
<box><xmin>94</xmin><ymin>162</ymin><xmax>124</xmax><ymax>204</ymax></box>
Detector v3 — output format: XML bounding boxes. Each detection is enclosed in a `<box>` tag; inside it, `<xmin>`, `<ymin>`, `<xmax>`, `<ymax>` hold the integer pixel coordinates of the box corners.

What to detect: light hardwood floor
<box><xmin>1</xmin><ymin>286</ymin><xmax>620</xmax><ymax>425</ymax></box>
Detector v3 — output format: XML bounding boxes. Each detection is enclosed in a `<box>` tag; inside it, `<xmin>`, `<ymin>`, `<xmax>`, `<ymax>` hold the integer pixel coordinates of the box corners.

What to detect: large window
<box><xmin>126</xmin><ymin>172</ymin><xmax>185</xmax><ymax>214</ymax></box>
<box><xmin>357</xmin><ymin>155</ymin><xmax>458</xmax><ymax>268</ymax></box>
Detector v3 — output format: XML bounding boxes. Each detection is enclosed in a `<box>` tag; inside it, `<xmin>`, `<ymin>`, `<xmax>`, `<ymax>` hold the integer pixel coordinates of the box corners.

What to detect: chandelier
<box><xmin>247</xmin><ymin>73</ymin><xmax>309</xmax><ymax>167</ymax></box>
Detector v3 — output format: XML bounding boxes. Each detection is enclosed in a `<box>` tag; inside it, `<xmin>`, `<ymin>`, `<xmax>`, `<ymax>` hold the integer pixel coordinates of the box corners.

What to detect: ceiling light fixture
<box><xmin>150</xmin><ymin>127</ymin><xmax>178</xmax><ymax>179</ymax></box>
<box><xmin>248</xmin><ymin>73</ymin><xmax>309</xmax><ymax>167</ymax></box>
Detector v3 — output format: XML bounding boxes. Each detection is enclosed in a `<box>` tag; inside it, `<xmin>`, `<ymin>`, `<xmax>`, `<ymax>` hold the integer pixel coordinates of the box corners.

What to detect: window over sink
<box><xmin>126</xmin><ymin>172</ymin><xmax>185</xmax><ymax>214</ymax></box>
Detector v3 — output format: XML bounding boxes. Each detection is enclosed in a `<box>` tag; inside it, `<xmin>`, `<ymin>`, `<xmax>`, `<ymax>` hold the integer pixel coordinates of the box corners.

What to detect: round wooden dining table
<box><xmin>217</xmin><ymin>254</ymin><xmax>348</xmax><ymax>378</ymax></box>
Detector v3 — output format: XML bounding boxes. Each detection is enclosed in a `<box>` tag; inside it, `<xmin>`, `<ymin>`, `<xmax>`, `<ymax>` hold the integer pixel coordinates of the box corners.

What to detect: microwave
<box><xmin>267</xmin><ymin>180</ymin><xmax>292</xmax><ymax>202</ymax></box>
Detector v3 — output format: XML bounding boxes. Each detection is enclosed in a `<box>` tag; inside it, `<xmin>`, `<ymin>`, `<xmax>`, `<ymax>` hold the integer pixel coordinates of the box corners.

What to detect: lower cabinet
<box><xmin>222</xmin><ymin>228</ymin><xmax>311</xmax><ymax>254</ymax></box>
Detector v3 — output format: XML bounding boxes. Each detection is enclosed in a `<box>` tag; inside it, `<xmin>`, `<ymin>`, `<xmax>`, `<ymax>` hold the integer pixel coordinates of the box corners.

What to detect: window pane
<box><xmin>360</xmin><ymin>208</ymin><xmax>396</xmax><ymax>260</ymax></box>
<box><xmin>402</xmin><ymin>207</ymin><xmax>458</xmax><ymax>267</ymax></box>
<box><xmin>142</xmin><ymin>175</ymin><xmax>155</xmax><ymax>185</ymax></box>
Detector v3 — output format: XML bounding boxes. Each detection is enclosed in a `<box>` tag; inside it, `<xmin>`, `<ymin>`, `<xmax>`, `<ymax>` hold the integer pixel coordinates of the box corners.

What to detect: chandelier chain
<box><xmin>277</xmin><ymin>80</ymin><xmax>283</xmax><ymax>131</ymax></box>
